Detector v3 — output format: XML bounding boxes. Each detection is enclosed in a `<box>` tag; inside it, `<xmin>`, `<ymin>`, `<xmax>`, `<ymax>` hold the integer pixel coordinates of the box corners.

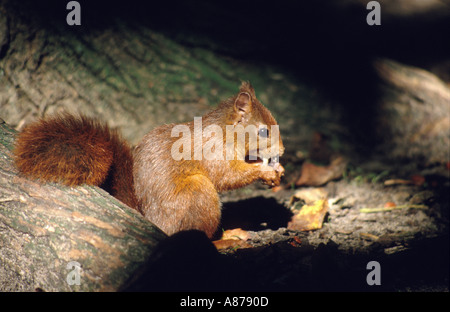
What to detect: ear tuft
<box><xmin>239</xmin><ymin>81</ymin><xmax>256</xmax><ymax>98</ymax></box>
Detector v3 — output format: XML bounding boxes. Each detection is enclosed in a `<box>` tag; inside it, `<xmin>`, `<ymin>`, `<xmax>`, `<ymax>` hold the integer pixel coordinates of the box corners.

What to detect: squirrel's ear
<box><xmin>234</xmin><ymin>92</ymin><xmax>252</xmax><ymax>116</ymax></box>
<box><xmin>239</xmin><ymin>81</ymin><xmax>256</xmax><ymax>98</ymax></box>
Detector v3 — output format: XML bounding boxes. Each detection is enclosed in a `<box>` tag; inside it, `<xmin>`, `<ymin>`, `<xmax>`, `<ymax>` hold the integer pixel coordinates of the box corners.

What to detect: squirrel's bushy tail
<box><xmin>14</xmin><ymin>113</ymin><xmax>138</xmax><ymax>208</ymax></box>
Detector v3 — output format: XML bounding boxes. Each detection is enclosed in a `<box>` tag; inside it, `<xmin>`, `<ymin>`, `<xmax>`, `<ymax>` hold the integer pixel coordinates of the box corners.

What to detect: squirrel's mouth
<box><xmin>245</xmin><ymin>154</ymin><xmax>280</xmax><ymax>166</ymax></box>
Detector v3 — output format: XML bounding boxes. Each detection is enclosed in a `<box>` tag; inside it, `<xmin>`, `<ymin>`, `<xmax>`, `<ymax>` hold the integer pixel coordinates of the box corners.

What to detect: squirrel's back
<box><xmin>13</xmin><ymin>113</ymin><xmax>138</xmax><ymax>208</ymax></box>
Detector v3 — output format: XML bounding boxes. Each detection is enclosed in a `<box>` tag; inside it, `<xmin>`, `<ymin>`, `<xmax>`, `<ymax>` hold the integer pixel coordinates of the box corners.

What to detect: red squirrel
<box><xmin>13</xmin><ymin>82</ymin><xmax>285</xmax><ymax>238</ymax></box>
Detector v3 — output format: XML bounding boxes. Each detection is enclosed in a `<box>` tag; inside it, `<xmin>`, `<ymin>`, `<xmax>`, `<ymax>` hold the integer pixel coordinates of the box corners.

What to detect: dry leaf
<box><xmin>289</xmin><ymin>187</ymin><xmax>328</xmax><ymax>207</ymax></box>
<box><xmin>295</xmin><ymin>156</ymin><xmax>347</xmax><ymax>187</ymax></box>
<box><xmin>384</xmin><ymin>179</ymin><xmax>413</xmax><ymax>186</ymax></box>
<box><xmin>213</xmin><ymin>239</ymin><xmax>251</xmax><ymax>251</ymax></box>
<box><xmin>287</xmin><ymin>199</ymin><xmax>329</xmax><ymax>231</ymax></box>
<box><xmin>213</xmin><ymin>228</ymin><xmax>251</xmax><ymax>250</ymax></box>
<box><xmin>212</xmin><ymin>228</ymin><xmax>251</xmax><ymax>251</ymax></box>
<box><xmin>221</xmin><ymin>228</ymin><xmax>249</xmax><ymax>241</ymax></box>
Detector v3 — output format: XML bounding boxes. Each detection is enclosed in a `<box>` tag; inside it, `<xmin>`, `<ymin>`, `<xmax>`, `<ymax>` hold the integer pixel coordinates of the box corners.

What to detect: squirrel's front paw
<box><xmin>259</xmin><ymin>163</ymin><xmax>284</xmax><ymax>187</ymax></box>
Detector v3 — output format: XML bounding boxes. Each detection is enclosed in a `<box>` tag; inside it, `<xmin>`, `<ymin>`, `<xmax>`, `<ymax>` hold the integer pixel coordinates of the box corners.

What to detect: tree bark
<box><xmin>0</xmin><ymin>120</ymin><xmax>166</xmax><ymax>291</ymax></box>
<box><xmin>374</xmin><ymin>58</ymin><xmax>450</xmax><ymax>164</ymax></box>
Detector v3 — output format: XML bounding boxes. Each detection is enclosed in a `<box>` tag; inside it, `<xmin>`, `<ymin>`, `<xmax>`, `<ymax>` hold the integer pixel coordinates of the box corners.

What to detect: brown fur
<box><xmin>13</xmin><ymin>113</ymin><xmax>138</xmax><ymax>208</ymax></box>
<box><xmin>14</xmin><ymin>82</ymin><xmax>284</xmax><ymax>238</ymax></box>
<box><xmin>133</xmin><ymin>82</ymin><xmax>284</xmax><ymax>237</ymax></box>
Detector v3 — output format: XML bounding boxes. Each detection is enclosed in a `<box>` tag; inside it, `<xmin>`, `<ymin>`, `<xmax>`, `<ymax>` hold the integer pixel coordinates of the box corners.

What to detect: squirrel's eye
<box><xmin>258</xmin><ymin>127</ymin><xmax>269</xmax><ymax>138</ymax></box>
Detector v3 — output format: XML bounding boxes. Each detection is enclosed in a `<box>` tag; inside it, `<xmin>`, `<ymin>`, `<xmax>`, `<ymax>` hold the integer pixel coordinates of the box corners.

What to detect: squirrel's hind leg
<box><xmin>147</xmin><ymin>174</ymin><xmax>221</xmax><ymax>239</ymax></box>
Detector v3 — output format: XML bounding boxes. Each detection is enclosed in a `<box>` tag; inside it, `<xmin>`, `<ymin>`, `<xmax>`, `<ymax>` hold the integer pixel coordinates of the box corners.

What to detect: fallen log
<box><xmin>0</xmin><ymin>119</ymin><xmax>167</xmax><ymax>291</ymax></box>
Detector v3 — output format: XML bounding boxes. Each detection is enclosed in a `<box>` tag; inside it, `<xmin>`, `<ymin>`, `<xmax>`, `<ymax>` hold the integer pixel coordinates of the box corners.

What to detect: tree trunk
<box><xmin>374</xmin><ymin>58</ymin><xmax>450</xmax><ymax>164</ymax></box>
<box><xmin>0</xmin><ymin>120</ymin><xmax>166</xmax><ymax>291</ymax></box>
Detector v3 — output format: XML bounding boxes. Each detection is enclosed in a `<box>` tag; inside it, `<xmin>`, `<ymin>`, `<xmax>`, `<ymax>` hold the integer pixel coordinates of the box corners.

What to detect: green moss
<box><xmin>0</xmin><ymin>122</ymin><xmax>17</xmax><ymax>151</ymax></box>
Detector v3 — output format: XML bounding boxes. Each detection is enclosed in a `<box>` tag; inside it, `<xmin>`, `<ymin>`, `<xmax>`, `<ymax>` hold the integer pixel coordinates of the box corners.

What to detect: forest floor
<box><xmin>218</xmin><ymin>155</ymin><xmax>449</xmax><ymax>291</ymax></box>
